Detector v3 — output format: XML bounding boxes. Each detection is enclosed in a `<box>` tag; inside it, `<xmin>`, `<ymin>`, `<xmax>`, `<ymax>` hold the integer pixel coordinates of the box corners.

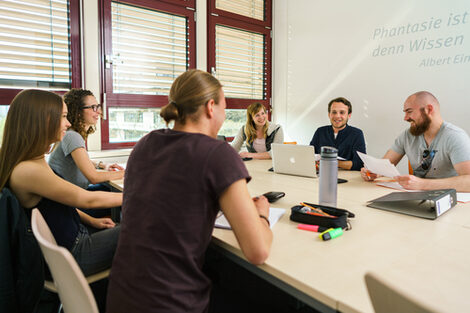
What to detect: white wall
<box><xmin>273</xmin><ymin>0</ymin><xmax>470</xmax><ymax>171</ymax></box>
<box><xmin>82</xmin><ymin>0</ymin><xmax>102</xmax><ymax>150</ymax></box>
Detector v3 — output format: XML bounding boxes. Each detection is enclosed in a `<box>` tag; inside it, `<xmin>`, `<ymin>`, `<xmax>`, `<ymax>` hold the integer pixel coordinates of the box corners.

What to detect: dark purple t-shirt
<box><xmin>106</xmin><ymin>129</ymin><xmax>250</xmax><ymax>313</ymax></box>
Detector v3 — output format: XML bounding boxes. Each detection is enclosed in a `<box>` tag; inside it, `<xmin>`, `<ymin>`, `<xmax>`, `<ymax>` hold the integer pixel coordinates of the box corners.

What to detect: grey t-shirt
<box><xmin>391</xmin><ymin>121</ymin><xmax>470</xmax><ymax>178</ymax></box>
<box><xmin>49</xmin><ymin>129</ymin><xmax>90</xmax><ymax>189</ymax></box>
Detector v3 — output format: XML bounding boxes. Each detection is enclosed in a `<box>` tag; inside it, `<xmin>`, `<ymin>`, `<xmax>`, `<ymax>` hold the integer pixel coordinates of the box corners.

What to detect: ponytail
<box><xmin>160</xmin><ymin>101</ymin><xmax>179</xmax><ymax>125</ymax></box>
<box><xmin>160</xmin><ymin>69</ymin><xmax>222</xmax><ymax>125</ymax></box>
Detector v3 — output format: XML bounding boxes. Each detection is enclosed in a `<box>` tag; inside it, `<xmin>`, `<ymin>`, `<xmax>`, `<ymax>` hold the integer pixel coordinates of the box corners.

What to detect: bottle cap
<box><xmin>320</xmin><ymin>146</ymin><xmax>338</xmax><ymax>158</ymax></box>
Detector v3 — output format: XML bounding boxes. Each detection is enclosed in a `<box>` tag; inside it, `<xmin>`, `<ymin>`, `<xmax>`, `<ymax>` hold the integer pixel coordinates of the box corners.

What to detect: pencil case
<box><xmin>290</xmin><ymin>202</ymin><xmax>355</xmax><ymax>229</ymax></box>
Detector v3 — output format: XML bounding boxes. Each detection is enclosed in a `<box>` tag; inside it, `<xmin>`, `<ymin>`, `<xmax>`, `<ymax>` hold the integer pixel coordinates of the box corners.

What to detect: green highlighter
<box><xmin>319</xmin><ymin>227</ymin><xmax>343</xmax><ymax>241</ymax></box>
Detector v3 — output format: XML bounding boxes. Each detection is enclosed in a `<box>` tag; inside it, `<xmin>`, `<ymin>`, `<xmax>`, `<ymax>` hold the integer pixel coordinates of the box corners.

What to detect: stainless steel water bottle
<box><xmin>318</xmin><ymin>146</ymin><xmax>338</xmax><ymax>207</ymax></box>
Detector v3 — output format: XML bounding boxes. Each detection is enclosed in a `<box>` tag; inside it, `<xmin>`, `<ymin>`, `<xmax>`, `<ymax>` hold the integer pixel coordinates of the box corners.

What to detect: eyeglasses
<box><xmin>421</xmin><ymin>149</ymin><xmax>436</xmax><ymax>170</ymax></box>
<box><xmin>413</xmin><ymin>149</ymin><xmax>437</xmax><ymax>177</ymax></box>
<box><xmin>82</xmin><ymin>104</ymin><xmax>102</xmax><ymax>112</ymax></box>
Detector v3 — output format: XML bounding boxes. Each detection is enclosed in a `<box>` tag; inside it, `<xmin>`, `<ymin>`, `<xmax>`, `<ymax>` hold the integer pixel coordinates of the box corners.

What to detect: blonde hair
<box><xmin>244</xmin><ymin>102</ymin><xmax>269</xmax><ymax>144</ymax></box>
<box><xmin>160</xmin><ymin>69</ymin><xmax>222</xmax><ymax>125</ymax></box>
<box><xmin>0</xmin><ymin>89</ymin><xmax>63</xmax><ymax>190</ymax></box>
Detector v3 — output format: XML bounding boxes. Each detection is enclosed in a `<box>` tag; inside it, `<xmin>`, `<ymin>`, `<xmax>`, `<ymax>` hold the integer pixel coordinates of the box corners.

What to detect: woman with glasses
<box><xmin>49</xmin><ymin>89</ymin><xmax>124</xmax><ymax>193</ymax></box>
<box><xmin>0</xmin><ymin>89</ymin><xmax>122</xmax><ymax>276</ymax></box>
<box><xmin>231</xmin><ymin>102</ymin><xmax>284</xmax><ymax>160</ymax></box>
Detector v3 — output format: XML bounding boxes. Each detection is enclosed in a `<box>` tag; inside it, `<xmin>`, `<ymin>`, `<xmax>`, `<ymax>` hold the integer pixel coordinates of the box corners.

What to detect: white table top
<box><xmin>109</xmin><ymin>158</ymin><xmax>470</xmax><ymax>312</ymax></box>
<box><xmin>211</xmin><ymin>160</ymin><xmax>470</xmax><ymax>313</ymax></box>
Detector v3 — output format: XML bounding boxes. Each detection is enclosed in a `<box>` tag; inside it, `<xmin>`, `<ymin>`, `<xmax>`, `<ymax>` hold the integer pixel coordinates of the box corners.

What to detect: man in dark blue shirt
<box><xmin>309</xmin><ymin>97</ymin><xmax>366</xmax><ymax>171</ymax></box>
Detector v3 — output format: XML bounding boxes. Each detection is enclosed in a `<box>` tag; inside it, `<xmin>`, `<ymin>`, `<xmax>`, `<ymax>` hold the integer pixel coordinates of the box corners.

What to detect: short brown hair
<box><xmin>0</xmin><ymin>89</ymin><xmax>63</xmax><ymax>189</ymax></box>
<box><xmin>328</xmin><ymin>97</ymin><xmax>352</xmax><ymax>114</ymax></box>
<box><xmin>160</xmin><ymin>69</ymin><xmax>222</xmax><ymax>125</ymax></box>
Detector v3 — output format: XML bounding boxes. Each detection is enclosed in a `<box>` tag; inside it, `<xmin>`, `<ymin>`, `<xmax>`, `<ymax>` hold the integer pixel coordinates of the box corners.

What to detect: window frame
<box><xmin>99</xmin><ymin>0</ymin><xmax>196</xmax><ymax>149</ymax></box>
<box><xmin>0</xmin><ymin>0</ymin><xmax>82</xmax><ymax>105</ymax></box>
<box><xmin>207</xmin><ymin>0</ymin><xmax>272</xmax><ymax>115</ymax></box>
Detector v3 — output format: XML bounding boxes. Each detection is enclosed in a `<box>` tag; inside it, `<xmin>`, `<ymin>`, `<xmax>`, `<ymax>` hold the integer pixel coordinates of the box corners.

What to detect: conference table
<box><xmin>109</xmin><ymin>159</ymin><xmax>470</xmax><ymax>313</ymax></box>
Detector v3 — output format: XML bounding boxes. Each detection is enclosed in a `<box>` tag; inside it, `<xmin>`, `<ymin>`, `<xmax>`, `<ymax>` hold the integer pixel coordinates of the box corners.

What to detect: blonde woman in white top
<box><xmin>231</xmin><ymin>102</ymin><xmax>284</xmax><ymax>159</ymax></box>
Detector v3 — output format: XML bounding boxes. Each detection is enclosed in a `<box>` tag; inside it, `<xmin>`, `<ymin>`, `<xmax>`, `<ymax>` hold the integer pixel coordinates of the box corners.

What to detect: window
<box><xmin>0</xmin><ymin>0</ymin><xmax>81</xmax><ymax>105</ymax></box>
<box><xmin>208</xmin><ymin>0</ymin><xmax>272</xmax><ymax>138</ymax></box>
<box><xmin>0</xmin><ymin>105</ymin><xmax>9</xmax><ymax>141</ymax></box>
<box><xmin>100</xmin><ymin>0</ymin><xmax>195</xmax><ymax>149</ymax></box>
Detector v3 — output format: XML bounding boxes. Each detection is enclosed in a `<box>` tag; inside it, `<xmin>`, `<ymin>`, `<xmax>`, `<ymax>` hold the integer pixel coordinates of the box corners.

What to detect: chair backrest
<box><xmin>31</xmin><ymin>209</ymin><xmax>99</xmax><ymax>313</ymax></box>
<box><xmin>408</xmin><ymin>160</ymin><xmax>414</xmax><ymax>175</ymax></box>
<box><xmin>216</xmin><ymin>135</ymin><xmax>227</xmax><ymax>141</ymax></box>
<box><xmin>365</xmin><ymin>272</ymin><xmax>436</xmax><ymax>313</ymax></box>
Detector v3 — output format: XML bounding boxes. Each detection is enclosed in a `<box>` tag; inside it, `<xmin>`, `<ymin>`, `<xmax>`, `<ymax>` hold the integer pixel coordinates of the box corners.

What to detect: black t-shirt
<box><xmin>107</xmin><ymin>129</ymin><xmax>250</xmax><ymax>313</ymax></box>
<box><xmin>37</xmin><ymin>197</ymin><xmax>80</xmax><ymax>250</ymax></box>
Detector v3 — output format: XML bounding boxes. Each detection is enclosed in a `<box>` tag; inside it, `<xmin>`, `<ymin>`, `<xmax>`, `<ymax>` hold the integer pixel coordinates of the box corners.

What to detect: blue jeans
<box><xmin>70</xmin><ymin>224</ymin><xmax>120</xmax><ymax>276</ymax></box>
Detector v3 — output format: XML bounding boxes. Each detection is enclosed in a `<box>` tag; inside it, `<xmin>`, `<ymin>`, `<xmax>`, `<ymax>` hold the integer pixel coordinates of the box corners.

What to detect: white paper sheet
<box><xmin>357</xmin><ymin>152</ymin><xmax>401</xmax><ymax>178</ymax></box>
<box><xmin>215</xmin><ymin>207</ymin><xmax>286</xmax><ymax>230</ymax></box>
<box><xmin>456</xmin><ymin>193</ymin><xmax>470</xmax><ymax>203</ymax></box>
<box><xmin>375</xmin><ymin>181</ymin><xmax>421</xmax><ymax>192</ymax></box>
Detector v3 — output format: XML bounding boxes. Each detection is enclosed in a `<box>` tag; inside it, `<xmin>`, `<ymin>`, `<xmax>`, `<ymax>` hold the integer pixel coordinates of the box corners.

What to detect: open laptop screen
<box><xmin>271</xmin><ymin>143</ymin><xmax>316</xmax><ymax>178</ymax></box>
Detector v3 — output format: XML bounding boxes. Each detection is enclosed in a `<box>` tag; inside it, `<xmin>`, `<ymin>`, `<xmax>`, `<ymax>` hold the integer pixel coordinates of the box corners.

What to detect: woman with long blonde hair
<box><xmin>0</xmin><ymin>89</ymin><xmax>122</xmax><ymax>276</ymax></box>
<box><xmin>231</xmin><ymin>102</ymin><xmax>284</xmax><ymax>159</ymax></box>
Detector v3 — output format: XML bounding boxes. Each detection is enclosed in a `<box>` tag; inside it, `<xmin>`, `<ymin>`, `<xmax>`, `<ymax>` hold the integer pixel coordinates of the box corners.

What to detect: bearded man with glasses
<box><xmin>361</xmin><ymin>91</ymin><xmax>470</xmax><ymax>192</ymax></box>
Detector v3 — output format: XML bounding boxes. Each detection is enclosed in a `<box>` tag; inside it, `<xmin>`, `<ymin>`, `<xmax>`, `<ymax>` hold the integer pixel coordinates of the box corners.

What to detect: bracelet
<box><xmin>259</xmin><ymin>214</ymin><xmax>270</xmax><ymax>227</ymax></box>
<box><xmin>96</xmin><ymin>161</ymin><xmax>103</xmax><ymax>169</ymax></box>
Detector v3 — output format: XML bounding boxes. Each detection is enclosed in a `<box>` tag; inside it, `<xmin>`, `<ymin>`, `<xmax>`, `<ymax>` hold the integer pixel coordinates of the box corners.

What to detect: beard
<box><xmin>331</xmin><ymin>117</ymin><xmax>348</xmax><ymax>130</ymax></box>
<box><xmin>332</xmin><ymin>121</ymin><xmax>347</xmax><ymax>130</ymax></box>
<box><xmin>409</xmin><ymin>108</ymin><xmax>431</xmax><ymax>136</ymax></box>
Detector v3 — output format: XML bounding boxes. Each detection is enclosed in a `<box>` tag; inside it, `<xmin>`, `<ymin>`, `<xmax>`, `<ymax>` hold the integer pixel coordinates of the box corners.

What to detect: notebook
<box><xmin>271</xmin><ymin>143</ymin><xmax>316</xmax><ymax>178</ymax></box>
<box><xmin>215</xmin><ymin>207</ymin><xmax>286</xmax><ymax>230</ymax></box>
<box><xmin>367</xmin><ymin>189</ymin><xmax>457</xmax><ymax>219</ymax></box>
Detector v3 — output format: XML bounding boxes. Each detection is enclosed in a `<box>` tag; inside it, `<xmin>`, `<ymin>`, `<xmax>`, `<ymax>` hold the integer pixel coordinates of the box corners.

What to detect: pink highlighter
<box><xmin>297</xmin><ymin>224</ymin><xmax>329</xmax><ymax>233</ymax></box>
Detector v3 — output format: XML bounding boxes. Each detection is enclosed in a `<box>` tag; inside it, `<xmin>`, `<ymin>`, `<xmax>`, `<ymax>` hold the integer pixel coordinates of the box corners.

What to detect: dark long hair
<box><xmin>0</xmin><ymin>89</ymin><xmax>63</xmax><ymax>190</ymax></box>
<box><xmin>64</xmin><ymin>88</ymin><xmax>96</xmax><ymax>139</ymax></box>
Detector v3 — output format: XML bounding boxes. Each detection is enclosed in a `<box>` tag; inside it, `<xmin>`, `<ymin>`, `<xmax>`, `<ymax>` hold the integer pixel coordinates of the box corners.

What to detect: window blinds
<box><xmin>111</xmin><ymin>2</ymin><xmax>189</xmax><ymax>95</ymax></box>
<box><xmin>0</xmin><ymin>0</ymin><xmax>71</xmax><ymax>89</ymax></box>
<box><xmin>215</xmin><ymin>0</ymin><xmax>264</xmax><ymax>21</ymax></box>
<box><xmin>214</xmin><ymin>25</ymin><xmax>265</xmax><ymax>100</ymax></box>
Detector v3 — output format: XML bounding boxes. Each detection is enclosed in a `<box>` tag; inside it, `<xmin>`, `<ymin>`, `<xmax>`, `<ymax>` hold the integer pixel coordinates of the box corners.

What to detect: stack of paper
<box><xmin>215</xmin><ymin>207</ymin><xmax>286</xmax><ymax>229</ymax></box>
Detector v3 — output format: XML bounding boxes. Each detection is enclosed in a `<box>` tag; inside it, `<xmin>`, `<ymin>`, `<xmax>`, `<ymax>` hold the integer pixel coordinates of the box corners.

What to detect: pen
<box><xmin>297</xmin><ymin>224</ymin><xmax>328</xmax><ymax>232</ymax></box>
<box><xmin>300</xmin><ymin>202</ymin><xmax>335</xmax><ymax>217</ymax></box>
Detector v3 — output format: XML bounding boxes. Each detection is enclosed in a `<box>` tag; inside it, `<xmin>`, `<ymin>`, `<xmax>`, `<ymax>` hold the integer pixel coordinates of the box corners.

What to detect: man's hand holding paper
<box><xmin>394</xmin><ymin>174</ymin><xmax>426</xmax><ymax>190</ymax></box>
<box><xmin>357</xmin><ymin>152</ymin><xmax>401</xmax><ymax>179</ymax></box>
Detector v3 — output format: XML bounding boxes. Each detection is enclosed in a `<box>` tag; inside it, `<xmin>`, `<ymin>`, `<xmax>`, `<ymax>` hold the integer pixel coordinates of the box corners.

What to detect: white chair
<box><xmin>365</xmin><ymin>272</ymin><xmax>437</xmax><ymax>313</ymax></box>
<box><xmin>31</xmin><ymin>208</ymin><xmax>104</xmax><ymax>313</ymax></box>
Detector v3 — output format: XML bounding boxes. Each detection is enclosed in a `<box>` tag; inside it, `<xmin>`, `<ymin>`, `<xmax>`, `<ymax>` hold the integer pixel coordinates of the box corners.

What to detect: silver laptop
<box><xmin>271</xmin><ymin>143</ymin><xmax>316</xmax><ymax>178</ymax></box>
